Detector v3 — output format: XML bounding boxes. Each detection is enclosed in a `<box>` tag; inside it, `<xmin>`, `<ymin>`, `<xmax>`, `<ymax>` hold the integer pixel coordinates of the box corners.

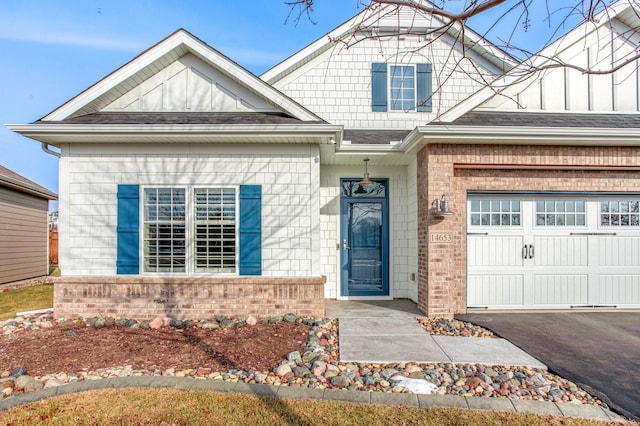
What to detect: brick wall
<box><xmin>417</xmin><ymin>144</ymin><xmax>640</xmax><ymax>318</ymax></box>
<box><xmin>53</xmin><ymin>276</ymin><xmax>326</xmax><ymax>320</ymax></box>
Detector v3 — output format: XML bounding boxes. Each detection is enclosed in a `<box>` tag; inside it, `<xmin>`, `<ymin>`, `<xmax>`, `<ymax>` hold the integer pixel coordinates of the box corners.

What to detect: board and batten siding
<box><xmin>0</xmin><ymin>186</ymin><xmax>49</xmax><ymax>284</ymax></box>
<box><xmin>58</xmin><ymin>143</ymin><xmax>321</xmax><ymax>278</ymax></box>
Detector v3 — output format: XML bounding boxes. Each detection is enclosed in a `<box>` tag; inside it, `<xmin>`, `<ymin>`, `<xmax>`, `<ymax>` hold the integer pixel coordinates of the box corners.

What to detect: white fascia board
<box><xmin>261</xmin><ymin>12</ymin><xmax>368</xmax><ymax>83</ymax></box>
<box><xmin>399</xmin><ymin>125</ymin><xmax>640</xmax><ymax>152</ymax></box>
<box><xmin>42</xmin><ymin>30</ymin><xmax>322</xmax><ymax>123</ymax></box>
<box><xmin>439</xmin><ymin>2</ymin><xmax>635</xmax><ymax>123</ymax></box>
<box><xmin>6</xmin><ymin>123</ymin><xmax>343</xmax><ymax>145</ymax></box>
<box><xmin>43</xmin><ymin>31</ymin><xmax>189</xmax><ymax>122</ymax></box>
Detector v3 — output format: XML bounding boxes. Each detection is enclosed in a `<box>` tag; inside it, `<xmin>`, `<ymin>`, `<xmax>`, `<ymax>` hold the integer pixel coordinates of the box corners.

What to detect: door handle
<box><xmin>343</xmin><ymin>239</ymin><xmax>350</xmax><ymax>251</ymax></box>
<box><xmin>522</xmin><ymin>245</ymin><xmax>528</xmax><ymax>259</ymax></box>
<box><xmin>528</xmin><ymin>244</ymin><xmax>534</xmax><ymax>259</ymax></box>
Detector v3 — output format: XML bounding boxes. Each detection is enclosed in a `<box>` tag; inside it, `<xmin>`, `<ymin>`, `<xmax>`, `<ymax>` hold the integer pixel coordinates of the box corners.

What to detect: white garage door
<box><xmin>467</xmin><ymin>194</ymin><xmax>640</xmax><ymax>309</ymax></box>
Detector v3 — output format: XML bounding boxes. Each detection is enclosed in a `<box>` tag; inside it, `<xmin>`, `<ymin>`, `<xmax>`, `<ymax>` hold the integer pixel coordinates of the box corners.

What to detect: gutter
<box><xmin>41</xmin><ymin>143</ymin><xmax>61</xmax><ymax>158</ymax></box>
<box><xmin>6</xmin><ymin>123</ymin><xmax>344</xmax><ymax>146</ymax></box>
<box><xmin>397</xmin><ymin>125</ymin><xmax>640</xmax><ymax>154</ymax></box>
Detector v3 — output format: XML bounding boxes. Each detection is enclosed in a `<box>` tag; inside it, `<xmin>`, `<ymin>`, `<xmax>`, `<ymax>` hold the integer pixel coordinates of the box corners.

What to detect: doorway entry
<box><xmin>340</xmin><ymin>179</ymin><xmax>389</xmax><ymax>297</ymax></box>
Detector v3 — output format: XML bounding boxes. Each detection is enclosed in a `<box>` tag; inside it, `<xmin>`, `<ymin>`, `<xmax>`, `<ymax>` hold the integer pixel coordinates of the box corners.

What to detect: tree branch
<box><xmin>371</xmin><ymin>0</ymin><xmax>508</xmax><ymax>22</ymax></box>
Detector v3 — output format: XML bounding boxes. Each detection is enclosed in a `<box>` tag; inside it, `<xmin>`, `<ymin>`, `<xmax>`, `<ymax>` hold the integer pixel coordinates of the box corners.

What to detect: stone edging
<box><xmin>0</xmin><ymin>377</ymin><xmax>626</xmax><ymax>422</ymax></box>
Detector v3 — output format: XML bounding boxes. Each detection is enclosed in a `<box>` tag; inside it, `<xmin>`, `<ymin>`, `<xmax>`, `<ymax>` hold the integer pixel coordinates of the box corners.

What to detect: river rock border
<box><xmin>0</xmin><ymin>311</ymin><xmax>605</xmax><ymax>411</ymax></box>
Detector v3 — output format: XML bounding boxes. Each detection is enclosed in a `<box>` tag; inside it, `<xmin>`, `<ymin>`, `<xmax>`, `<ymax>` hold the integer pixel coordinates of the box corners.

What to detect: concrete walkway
<box><xmin>327</xmin><ymin>300</ymin><xmax>545</xmax><ymax>368</ymax></box>
<box><xmin>0</xmin><ymin>376</ymin><xmax>625</xmax><ymax>421</ymax></box>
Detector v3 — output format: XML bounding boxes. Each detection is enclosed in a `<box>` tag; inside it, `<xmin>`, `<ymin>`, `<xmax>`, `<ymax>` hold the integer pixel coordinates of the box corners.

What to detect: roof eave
<box><xmin>400</xmin><ymin>125</ymin><xmax>640</xmax><ymax>153</ymax></box>
<box><xmin>0</xmin><ymin>176</ymin><xmax>57</xmax><ymax>200</ymax></box>
<box><xmin>6</xmin><ymin>123</ymin><xmax>344</xmax><ymax>146</ymax></box>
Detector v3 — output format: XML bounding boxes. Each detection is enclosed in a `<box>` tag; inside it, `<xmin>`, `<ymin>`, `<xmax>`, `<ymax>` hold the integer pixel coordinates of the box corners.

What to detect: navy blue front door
<box><xmin>340</xmin><ymin>179</ymin><xmax>389</xmax><ymax>297</ymax></box>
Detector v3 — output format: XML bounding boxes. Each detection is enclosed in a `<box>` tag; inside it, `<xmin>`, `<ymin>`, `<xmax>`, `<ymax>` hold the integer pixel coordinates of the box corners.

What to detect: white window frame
<box><xmin>533</xmin><ymin>198</ymin><xmax>587</xmax><ymax>228</ymax></box>
<box><xmin>140</xmin><ymin>185</ymin><xmax>239</xmax><ymax>276</ymax></box>
<box><xmin>389</xmin><ymin>65</ymin><xmax>416</xmax><ymax>111</ymax></box>
<box><xmin>598</xmin><ymin>198</ymin><xmax>640</xmax><ymax>228</ymax></box>
<box><xmin>467</xmin><ymin>198</ymin><xmax>523</xmax><ymax>228</ymax></box>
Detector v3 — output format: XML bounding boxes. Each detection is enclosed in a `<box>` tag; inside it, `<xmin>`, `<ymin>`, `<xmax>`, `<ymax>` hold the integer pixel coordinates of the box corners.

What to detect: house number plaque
<box><xmin>430</xmin><ymin>232</ymin><xmax>453</xmax><ymax>243</ymax></box>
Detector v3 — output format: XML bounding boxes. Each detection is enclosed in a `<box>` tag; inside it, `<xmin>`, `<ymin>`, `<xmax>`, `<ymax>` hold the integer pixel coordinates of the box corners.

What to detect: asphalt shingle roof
<box><xmin>445</xmin><ymin>111</ymin><xmax>640</xmax><ymax>128</ymax></box>
<box><xmin>40</xmin><ymin>112</ymin><xmax>325</xmax><ymax>125</ymax></box>
<box><xmin>0</xmin><ymin>165</ymin><xmax>57</xmax><ymax>200</ymax></box>
<box><xmin>343</xmin><ymin>130</ymin><xmax>411</xmax><ymax>145</ymax></box>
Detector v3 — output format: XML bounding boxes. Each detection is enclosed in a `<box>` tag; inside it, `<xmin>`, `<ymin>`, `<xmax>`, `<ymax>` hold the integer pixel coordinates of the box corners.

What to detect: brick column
<box><xmin>417</xmin><ymin>145</ymin><xmax>463</xmax><ymax>319</ymax></box>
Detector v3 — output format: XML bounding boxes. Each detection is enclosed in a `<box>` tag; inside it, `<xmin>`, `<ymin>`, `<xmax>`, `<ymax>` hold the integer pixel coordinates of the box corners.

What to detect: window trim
<box><xmin>467</xmin><ymin>198</ymin><xmax>523</xmax><ymax>228</ymax></box>
<box><xmin>598</xmin><ymin>198</ymin><xmax>640</xmax><ymax>228</ymax></box>
<box><xmin>371</xmin><ymin>62</ymin><xmax>432</xmax><ymax>112</ymax></box>
<box><xmin>533</xmin><ymin>199</ymin><xmax>587</xmax><ymax>228</ymax></box>
<box><xmin>389</xmin><ymin>64</ymin><xmax>416</xmax><ymax>112</ymax></box>
<box><xmin>139</xmin><ymin>185</ymin><xmax>240</xmax><ymax>276</ymax></box>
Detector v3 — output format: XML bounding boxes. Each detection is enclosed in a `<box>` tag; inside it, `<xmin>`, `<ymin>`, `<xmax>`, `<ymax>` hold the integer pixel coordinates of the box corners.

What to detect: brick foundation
<box><xmin>53</xmin><ymin>276</ymin><xmax>326</xmax><ymax>320</ymax></box>
<box><xmin>417</xmin><ymin>144</ymin><xmax>640</xmax><ymax>318</ymax></box>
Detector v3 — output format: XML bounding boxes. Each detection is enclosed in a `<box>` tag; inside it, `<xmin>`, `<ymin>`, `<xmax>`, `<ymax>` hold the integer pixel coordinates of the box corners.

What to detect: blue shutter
<box><xmin>371</xmin><ymin>62</ymin><xmax>388</xmax><ymax>112</ymax></box>
<box><xmin>239</xmin><ymin>185</ymin><xmax>262</xmax><ymax>275</ymax></box>
<box><xmin>116</xmin><ymin>184</ymin><xmax>139</xmax><ymax>274</ymax></box>
<box><xmin>416</xmin><ymin>63</ymin><xmax>433</xmax><ymax>112</ymax></box>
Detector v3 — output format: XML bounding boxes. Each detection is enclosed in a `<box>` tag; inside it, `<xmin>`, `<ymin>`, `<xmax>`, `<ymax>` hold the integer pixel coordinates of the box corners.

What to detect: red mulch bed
<box><xmin>0</xmin><ymin>322</ymin><xmax>310</xmax><ymax>376</ymax></box>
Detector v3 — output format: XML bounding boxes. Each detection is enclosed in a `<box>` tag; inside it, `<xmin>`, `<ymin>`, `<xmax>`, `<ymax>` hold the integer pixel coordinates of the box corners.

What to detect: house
<box><xmin>0</xmin><ymin>165</ymin><xmax>57</xmax><ymax>285</ymax></box>
<box><xmin>8</xmin><ymin>1</ymin><xmax>640</xmax><ymax>319</ymax></box>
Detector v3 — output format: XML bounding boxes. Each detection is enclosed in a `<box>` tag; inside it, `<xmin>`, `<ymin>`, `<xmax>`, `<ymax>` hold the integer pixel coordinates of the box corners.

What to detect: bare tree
<box><xmin>283</xmin><ymin>0</ymin><xmax>640</xmax><ymax>113</ymax></box>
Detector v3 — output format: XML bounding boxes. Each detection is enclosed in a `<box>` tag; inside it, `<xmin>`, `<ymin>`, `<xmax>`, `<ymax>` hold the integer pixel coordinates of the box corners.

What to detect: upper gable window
<box><xmin>372</xmin><ymin>62</ymin><xmax>432</xmax><ymax>113</ymax></box>
<box><xmin>390</xmin><ymin>66</ymin><xmax>415</xmax><ymax>111</ymax></box>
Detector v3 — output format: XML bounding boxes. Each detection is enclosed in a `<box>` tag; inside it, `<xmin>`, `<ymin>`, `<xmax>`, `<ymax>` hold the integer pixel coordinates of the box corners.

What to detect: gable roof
<box><xmin>8</xmin><ymin>29</ymin><xmax>343</xmax><ymax>146</ymax></box>
<box><xmin>41</xmin><ymin>29</ymin><xmax>323</xmax><ymax>123</ymax></box>
<box><xmin>261</xmin><ymin>1</ymin><xmax>518</xmax><ymax>85</ymax></box>
<box><xmin>0</xmin><ymin>165</ymin><xmax>57</xmax><ymax>200</ymax></box>
<box><xmin>439</xmin><ymin>0</ymin><xmax>640</xmax><ymax>122</ymax></box>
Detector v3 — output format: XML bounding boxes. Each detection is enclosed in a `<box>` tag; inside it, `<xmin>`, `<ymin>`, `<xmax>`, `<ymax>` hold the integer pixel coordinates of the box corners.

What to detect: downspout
<box><xmin>41</xmin><ymin>143</ymin><xmax>61</xmax><ymax>158</ymax></box>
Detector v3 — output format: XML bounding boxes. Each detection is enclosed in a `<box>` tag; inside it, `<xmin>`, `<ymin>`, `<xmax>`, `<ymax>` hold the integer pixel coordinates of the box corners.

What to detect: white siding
<box><xmin>58</xmin><ymin>143</ymin><xmax>320</xmax><ymax>278</ymax></box>
<box><xmin>320</xmin><ymin>165</ymin><xmax>413</xmax><ymax>299</ymax></box>
<box><xmin>104</xmin><ymin>54</ymin><xmax>278</xmax><ymax>113</ymax></box>
<box><xmin>271</xmin><ymin>34</ymin><xmax>501</xmax><ymax>129</ymax></box>
<box><xmin>480</xmin><ymin>18</ymin><xmax>640</xmax><ymax>112</ymax></box>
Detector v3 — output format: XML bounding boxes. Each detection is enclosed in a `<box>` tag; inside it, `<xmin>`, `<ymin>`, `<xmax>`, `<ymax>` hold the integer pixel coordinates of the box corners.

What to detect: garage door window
<box><xmin>600</xmin><ymin>200</ymin><xmax>640</xmax><ymax>226</ymax></box>
<box><xmin>469</xmin><ymin>199</ymin><xmax>520</xmax><ymax>226</ymax></box>
<box><xmin>536</xmin><ymin>200</ymin><xmax>585</xmax><ymax>226</ymax></box>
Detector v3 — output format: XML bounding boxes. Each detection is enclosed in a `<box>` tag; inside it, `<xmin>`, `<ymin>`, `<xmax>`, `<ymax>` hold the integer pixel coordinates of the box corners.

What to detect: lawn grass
<box><xmin>0</xmin><ymin>389</ymin><xmax>617</xmax><ymax>426</ymax></box>
<box><xmin>0</xmin><ymin>283</ymin><xmax>54</xmax><ymax>320</ymax></box>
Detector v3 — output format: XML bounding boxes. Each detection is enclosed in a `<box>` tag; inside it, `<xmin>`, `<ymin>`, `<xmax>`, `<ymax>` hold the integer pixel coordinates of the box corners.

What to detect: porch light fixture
<box><xmin>357</xmin><ymin>158</ymin><xmax>374</xmax><ymax>187</ymax></box>
<box><xmin>433</xmin><ymin>194</ymin><xmax>454</xmax><ymax>216</ymax></box>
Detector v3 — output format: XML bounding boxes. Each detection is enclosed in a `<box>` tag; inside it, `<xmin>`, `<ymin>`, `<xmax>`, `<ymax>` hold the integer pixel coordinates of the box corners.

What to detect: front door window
<box><xmin>341</xmin><ymin>179</ymin><xmax>389</xmax><ymax>297</ymax></box>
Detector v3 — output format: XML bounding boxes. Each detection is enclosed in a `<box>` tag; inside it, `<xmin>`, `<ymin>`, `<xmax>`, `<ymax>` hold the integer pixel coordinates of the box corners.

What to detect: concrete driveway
<box><xmin>456</xmin><ymin>312</ymin><xmax>640</xmax><ymax>422</ymax></box>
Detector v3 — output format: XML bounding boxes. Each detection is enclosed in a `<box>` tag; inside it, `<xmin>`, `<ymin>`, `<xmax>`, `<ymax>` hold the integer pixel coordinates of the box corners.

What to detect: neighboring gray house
<box><xmin>0</xmin><ymin>165</ymin><xmax>57</xmax><ymax>284</ymax></box>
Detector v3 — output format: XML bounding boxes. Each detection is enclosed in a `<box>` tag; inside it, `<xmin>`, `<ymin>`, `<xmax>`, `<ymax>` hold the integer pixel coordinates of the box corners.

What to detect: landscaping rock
<box><xmin>149</xmin><ymin>317</ymin><xmax>164</xmax><ymax>329</ymax></box>
<box><xmin>9</xmin><ymin>366</ymin><xmax>26</xmax><ymax>377</ymax></box>
<box><xmin>283</xmin><ymin>313</ymin><xmax>297</xmax><ymax>323</ymax></box>
<box><xmin>330</xmin><ymin>375</ymin><xmax>350</xmax><ymax>388</ymax></box>
<box><xmin>199</xmin><ymin>321</ymin><xmax>219</xmax><ymax>329</ymax></box>
<box><xmin>287</xmin><ymin>351</ymin><xmax>302</xmax><ymax>364</ymax></box>
<box><xmin>275</xmin><ymin>364</ymin><xmax>292</xmax><ymax>377</ymax></box>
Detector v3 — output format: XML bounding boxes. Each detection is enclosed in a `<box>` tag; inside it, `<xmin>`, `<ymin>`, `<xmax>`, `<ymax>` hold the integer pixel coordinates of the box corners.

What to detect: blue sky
<box><xmin>0</xmin><ymin>0</ymin><xmax>579</xmax><ymax>210</ymax></box>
